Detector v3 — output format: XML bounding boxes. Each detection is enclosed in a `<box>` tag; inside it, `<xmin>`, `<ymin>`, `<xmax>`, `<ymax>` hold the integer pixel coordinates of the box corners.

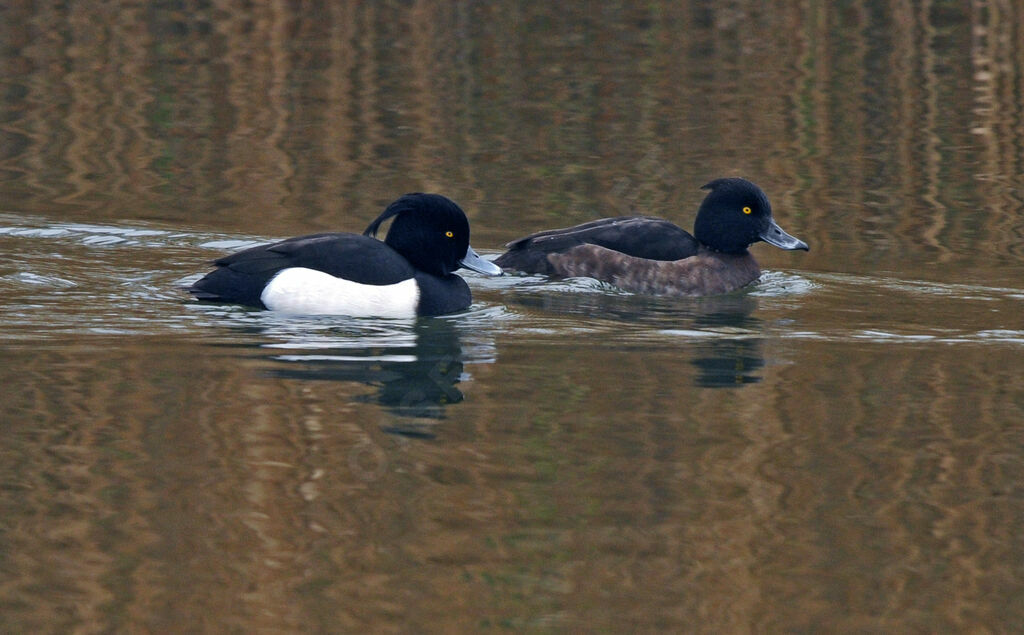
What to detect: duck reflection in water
<box><xmin>263</xmin><ymin>319</ymin><xmax>470</xmax><ymax>436</ymax></box>
<box><xmin>508</xmin><ymin>289</ymin><xmax>766</xmax><ymax>388</ymax></box>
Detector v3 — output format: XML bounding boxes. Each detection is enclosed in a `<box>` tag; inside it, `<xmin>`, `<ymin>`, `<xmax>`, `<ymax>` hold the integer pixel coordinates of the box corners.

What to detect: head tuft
<box><xmin>693</xmin><ymin>178</ymin><xmax>772</xmax><ymax>254</ymax></box>
<box><xmin>364</xmin><ymin>193</ymin><xmax>470</xmax><ymax>276</ymax></box>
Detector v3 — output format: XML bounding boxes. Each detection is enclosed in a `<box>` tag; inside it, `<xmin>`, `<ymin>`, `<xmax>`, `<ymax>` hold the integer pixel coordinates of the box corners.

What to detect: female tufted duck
<box><xmin>189</xmin><ymin>193</ymin><xmax>502</xmax><ymax>316</ymax></box>
<box><xmin>494</xmin><ymin>178</ymin><xmax>808</xmax><ymax>296</ymax></box>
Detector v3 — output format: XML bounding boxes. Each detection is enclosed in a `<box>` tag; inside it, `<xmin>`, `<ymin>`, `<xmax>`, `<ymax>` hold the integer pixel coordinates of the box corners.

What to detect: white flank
<box><xmin>260</xmin><ymin>268</ymin><xmax>420</xmax><ymax>317</ymax></box>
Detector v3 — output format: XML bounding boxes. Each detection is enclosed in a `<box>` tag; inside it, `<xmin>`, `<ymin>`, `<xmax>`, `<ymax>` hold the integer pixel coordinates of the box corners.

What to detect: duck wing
<box><xmin>495</xmin><ymin>216</ymin><xmax>699</xmax><ymax>275</ymax></box>
<box><xmin>190</xmin><ymin>232</ymin><xmax>415</xmax><ymax>305</ymax></box>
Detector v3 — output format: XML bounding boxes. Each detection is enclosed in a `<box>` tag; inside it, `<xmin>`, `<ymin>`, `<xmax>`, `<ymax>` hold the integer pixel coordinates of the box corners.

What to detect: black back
<box><xmin>494</xmin><ymin>216</ymin><xmax>699</xmax><ymax>275</ymax></box>
<box><xmin>189</xmin><ymin>233</ymin><xmax>416</xmax><ymax>307</ymax></box>
<box><xmin>189</xmin><ymin>193</ymin><xmax>482</xmax><ymax>311</ymax></box>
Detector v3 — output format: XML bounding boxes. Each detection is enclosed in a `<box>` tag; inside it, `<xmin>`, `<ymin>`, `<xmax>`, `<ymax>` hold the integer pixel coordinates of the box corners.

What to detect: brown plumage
<box><xmin>548</xmin><ymin>244</ymin><xmax>761</xmax><ymax>297</ymax></box>
<box><xmin>495</xmin><ymin>178</ymin><xmax>808</xmax><ymax>297</ymax></box>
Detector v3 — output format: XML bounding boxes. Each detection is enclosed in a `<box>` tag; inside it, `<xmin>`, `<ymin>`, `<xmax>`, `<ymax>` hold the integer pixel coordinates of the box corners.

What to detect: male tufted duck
<box><xmin>494</xmin><ymin>178</ymin><xmax>808</xmax><ymax>296</ymax></box>
<box><xmin>189</xmin><ymin>193</ymin><xmax>502</xmax><ymax>316</ymax></box>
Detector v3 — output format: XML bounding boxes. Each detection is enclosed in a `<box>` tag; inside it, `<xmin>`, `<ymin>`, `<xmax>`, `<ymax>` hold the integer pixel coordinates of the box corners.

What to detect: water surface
<box><xmin>2</xmin><ymin>2</ymin><xmax>1024</xmax><ymax>632</ymax></box>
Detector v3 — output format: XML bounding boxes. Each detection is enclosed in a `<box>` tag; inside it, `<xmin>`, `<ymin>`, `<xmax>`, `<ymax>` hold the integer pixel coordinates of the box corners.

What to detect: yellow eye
<box><xmin>445</xmin><ymin>231</ymin><xmax>454</xmax><ymax>238</ymax></box>
<box><xmin>742</xmin><ymin>206</ymin><xmax>752</xmax><ymax>215</ymax></box>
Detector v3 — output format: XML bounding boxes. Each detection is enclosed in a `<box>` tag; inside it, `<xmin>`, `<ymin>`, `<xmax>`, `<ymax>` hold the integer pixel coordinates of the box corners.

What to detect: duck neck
<box><xmin>697</xmin><ymin>241</ymin><xmax>750</xmax><ymax>256</ymax></box>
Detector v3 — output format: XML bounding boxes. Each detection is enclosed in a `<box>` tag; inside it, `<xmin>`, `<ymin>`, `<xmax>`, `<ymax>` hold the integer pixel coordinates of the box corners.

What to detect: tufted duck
<box><xmin>494</xmin><ymin>178</ymin><xmax>808</xmax><ymax>296</ymax></box>
<box><xmin>189</xmin><ymin>193</ymin><xmax>502</xmax><ymax>316</ymax></box>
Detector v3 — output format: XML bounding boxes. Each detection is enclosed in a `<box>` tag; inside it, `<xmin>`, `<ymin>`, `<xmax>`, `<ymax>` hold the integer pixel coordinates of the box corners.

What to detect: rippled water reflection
<box><xmin>3</xmin><ymin>207</ymin><xmax>1024</xmax><ymax>631</ymax></box>
<box><xmin>3</xmin><ymin>1</ymin><xmax>1024</xmax><ymax>632</ymax></box>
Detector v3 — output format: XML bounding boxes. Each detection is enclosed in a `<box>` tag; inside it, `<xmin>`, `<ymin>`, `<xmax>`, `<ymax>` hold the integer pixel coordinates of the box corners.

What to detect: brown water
<box><xmin>2</xmin><ymin>2</ymin><xmax>1024</xmax><ymax>632</ymax></box>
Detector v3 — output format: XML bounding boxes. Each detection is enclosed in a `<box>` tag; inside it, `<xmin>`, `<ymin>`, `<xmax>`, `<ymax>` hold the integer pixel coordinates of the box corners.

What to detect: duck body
<box><xmin>495</xmin><ymin>216</ymin><xmax>699</xmax><ymax>274</ymax></box>
<box><xmin>189</xmin><ymin>193</ymin><xmax>502</xmax><ymax>317</ymax></box>
<box><xmin>494</xmin><ymin>178</ymin><xmax>808</xmax><ymax>297</ymax></box>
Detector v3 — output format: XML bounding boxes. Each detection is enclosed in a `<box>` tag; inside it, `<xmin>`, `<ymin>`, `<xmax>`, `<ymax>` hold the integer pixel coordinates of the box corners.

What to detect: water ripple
<box><xmin>1</xmin><ymin>213</ymin><xmax>1022</xmax><ymax>352</ymax></box>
